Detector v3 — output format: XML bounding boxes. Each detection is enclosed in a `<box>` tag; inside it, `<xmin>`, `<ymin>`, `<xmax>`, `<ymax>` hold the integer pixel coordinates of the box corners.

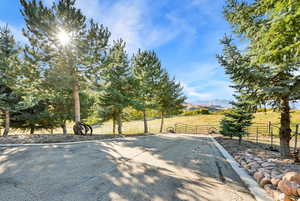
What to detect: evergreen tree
<box><xmin>20</xmin><ymin>0</ymin><xmax>110</xmax><ymax>134</ymax></box>
<box><xmin>224</xmin><ymin>0</ymin><xmax>300</xmax><ymax>66</ymax></box>
<box><xmin>0</xmin><ymin>25</ymin><xmax>21</xmax><ymax>136</ymax></box>
<box><xmin>10</xmin><ymin>100</ymin><xmax>52</xmax><ymax>134</ymax></box>
<box><xmin>156</xmin><ymin>72</ymin><xmax>186</xmax><ymax>132</ymax></box>
<box><xmin>48</xmin><ymin>90</ymin><xmax>96</xmax><ymax>134</ymax></box>
<box><xmin>97</xmin><ymin>107</ymin><xmax>118</xmax><ymax>134</ymax></box>
<box><xmin>98</xmin><ymin>39</ymin><xmax>132</xmax><ymax>134</ymax></box>
<box><xmin>132</xmin><ymin>50</ymin><xmax>163</xmax><ymax>133</ymax></box>
<box><xmin>9</xmin><ymin>91</ymin><xmax>95</xmax><ymax>134</ymax></box>
<box><xmin>217</xmin><ymin>35</ymin><xmax>300</xmax><ymax>157</ymax></box>
<box><xmin>221</xmin><ymin>0</ymin><xmax>300</xmax><ymax>157</ymax></box>
<box><xmin>220</xmin><ymin>95</ymin><xmax>254</xmax><ymax>144</ymax></box>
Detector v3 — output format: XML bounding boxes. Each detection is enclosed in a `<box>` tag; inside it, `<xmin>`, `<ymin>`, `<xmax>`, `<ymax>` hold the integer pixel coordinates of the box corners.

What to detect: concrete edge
<box><xmin>0</xmin><ymin>134</ymin><xmax>156</xmax><ymax>147</ymax></box>
<box><xmin>209</xmin><ymin>135</ymin><xmax>273</xmax><ymax>201</ymax></box>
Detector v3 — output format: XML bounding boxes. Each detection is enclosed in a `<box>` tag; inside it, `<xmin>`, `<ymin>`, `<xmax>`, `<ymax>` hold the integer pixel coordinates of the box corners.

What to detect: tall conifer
<box><xmin>20</xmin><ymin>0</ymin><xmax>110</xmax><ymax>134</ymax></box>
<box><xmin>0</xmin><ymin>25</ymin><xmax>21</xmax><ymax>136</ymax></box>
<box><xmin>98</xmin><ymin>39</ymin><xmax>132</xmax><ymax>134</ymax></box>
<box><xmin>132</xmin><ymin>50</ymin><xmax>163</xmax><ymax>133</ymax></box>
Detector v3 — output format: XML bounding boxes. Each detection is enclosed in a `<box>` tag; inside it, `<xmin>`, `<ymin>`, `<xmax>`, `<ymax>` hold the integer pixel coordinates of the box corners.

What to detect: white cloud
<box><xmin>174</xmin><ymin>62</ymin><xmax>234</xmax><ymax>102</ymax></box>
<box><xmin>74</xmin><ymin>0</ymin><xmax>197</xmax><ymax>54</ymax></box>
<box><xmin>182</xmin><ymin>83</ymin><xmax>214</xmax><ymax>99</ymax></box>
<box><xmin>182</xmin><ymin>79</ymin><xmax>233</xmax><ymax>103</ymax></box>
<box><xmin>9</xmin><ymin>0</ymin><xmax>205</xmax><ymax>54</ymax></box>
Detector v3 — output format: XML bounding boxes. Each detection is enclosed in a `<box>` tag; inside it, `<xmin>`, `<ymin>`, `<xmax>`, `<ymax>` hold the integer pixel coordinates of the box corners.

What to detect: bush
<box><xmin>182</xmin><ymin>108</ymin><xmax>210</xmax><ymax>116</ymax></box>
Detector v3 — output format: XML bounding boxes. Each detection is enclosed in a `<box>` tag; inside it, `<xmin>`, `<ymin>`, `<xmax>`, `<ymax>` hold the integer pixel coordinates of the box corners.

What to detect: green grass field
<box><xmin>5</xmin><ymin>110</ymin><xmax>300</xmax><ymax>135</ymax></box>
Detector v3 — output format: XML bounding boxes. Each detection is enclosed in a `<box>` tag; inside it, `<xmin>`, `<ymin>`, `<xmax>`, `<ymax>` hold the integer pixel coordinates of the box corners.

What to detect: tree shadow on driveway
<box><xmin>0</xmin><ymin>134</ymin><xmax>255</xmax><ymax>201</ymax></box>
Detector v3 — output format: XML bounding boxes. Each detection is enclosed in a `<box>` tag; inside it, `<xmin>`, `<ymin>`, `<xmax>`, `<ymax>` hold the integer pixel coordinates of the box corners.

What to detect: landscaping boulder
<box><xmin>264</xmin><ymin>183</ymin><xmax>276</xmax><ymax>194</ymax></box>
<box><xmin>272</xmin><ymin>190</ymin><xmax>281</xmax><ymax>201</ymax></box>
<box><xmin>278</xmin><ymin>180</ymin><xmax>299</xmax><ymax>196</ymax></box>
<box><xmin>254</xmin><ymin>171</ymin><xmax>264</xmax><ymax>183</ymax></box>
<box><xmin>271</xmin><ymin>171</ymin><xmax>282</xmax><ymax>178</ymax></box>
<box><xmin>279</xmin><ymin>193</ymin><xmax>293</xmax><ymax>201</ymax></box>
<box><xmin>260</xmin><ymin>177</ymin><xmax>272</xmax><ymax>187</ymax></box>
<box><xmin>247</xmin><ymin>161</ymin><xmax>260</xmax><ymax>169</ymax></box>
<box><xmin>271</xmin><ymin>178</ymin><xmax>281</xmax><ymax>187</ymax></box>
<box><xmin>262</xmin><ymin>162</ymin><xmax>275</xmax><ymax>168</ymax></box>
<box><xmin>283</xmin><ymin>172</ymin><xmax>300</xmax><ymax>184</ymax></box>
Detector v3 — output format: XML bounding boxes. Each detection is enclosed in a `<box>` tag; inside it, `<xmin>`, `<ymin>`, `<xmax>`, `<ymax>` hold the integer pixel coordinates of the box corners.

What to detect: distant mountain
<box><xmin>191</xmin><ymin>99</ymin><xmax>231</xmax><ymax>108</ymax></box>
<box><xmin>184</xmin><ymin>101</ymin><xmax>230</xmax><ymax>111</ymax></box>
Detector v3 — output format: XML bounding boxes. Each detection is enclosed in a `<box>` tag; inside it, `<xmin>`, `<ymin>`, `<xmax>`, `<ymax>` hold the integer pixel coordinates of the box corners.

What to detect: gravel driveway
<box><xmin>0</xmin><ymin>134</ymin><xmax>255</xmax><ymax>201</ymax></box>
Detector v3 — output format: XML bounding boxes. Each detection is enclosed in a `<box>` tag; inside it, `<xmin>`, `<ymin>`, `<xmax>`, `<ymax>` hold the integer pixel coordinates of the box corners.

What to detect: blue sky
<box><xmin>0</xmin><ymin>0</ymin><xmax>236</xmax><ymax>104</ymax></box>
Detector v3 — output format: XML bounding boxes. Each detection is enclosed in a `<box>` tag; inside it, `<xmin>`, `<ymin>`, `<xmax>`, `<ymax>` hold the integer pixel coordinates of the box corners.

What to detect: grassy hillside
<box><xmin>94</xmin><ymin>110</ymin><xmax>300</xmax><ymax>134</ymax></box>
<box><xmin>5</xmin><ymin>110</ymin><xmax>300</xmax><ymax>135</ymax></box>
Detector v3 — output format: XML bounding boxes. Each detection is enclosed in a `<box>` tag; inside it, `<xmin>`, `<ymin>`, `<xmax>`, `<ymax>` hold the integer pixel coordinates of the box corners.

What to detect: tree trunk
<box><xmin>238</xmin><ymin>134</ymin><xmax>242</xmax><ymax>145</ymax></box>
<box><xmin>279</xmin><ymin>98</ymin><xmax>291</xmax><ymax>158</ymax></box>
<box><xmin>3</xmin><ymin>110</ymin><xmax>10</xmax><ymax>137</ymax></box>
<box><xmin>143</xmin><ymin>110</ymin><xmax>148</xmax><ymax>133</ymax></box>
<box><xmin>30</xmin><ymin>127</ymin><xmax>35</xmax><ymax>135</ymax></box>
<box><xmin>117</xmin><ymin>113</ymin><xmax>122</xmax><ymax>134</ymax></box>
<box><xmin>72</xmin><ymin>84</ymin><xmax>80</xmax><ymax>123</ymax></box>
<box><xmin>50</xmin><ymin>128</ymin><xmax>54</xmax><ymax>134</ymax></box>
<box><xmin>61</xmin><ymin>123</ymin><xmax>67</xmax><ymax>135</ymax></box>
<box><xmin>160</xmin><ymin>111</ymin><xmax>164</xmax><ymax>133</ymax></box>
<box><xmin>113</xmin><ymin>116</ymin><xmax>116</xmax><ymax>135</ymax></box>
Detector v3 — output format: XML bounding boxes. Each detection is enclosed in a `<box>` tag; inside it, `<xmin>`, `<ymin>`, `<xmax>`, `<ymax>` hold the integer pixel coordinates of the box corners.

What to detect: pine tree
<box><xmin>132</xmin><ymin>50</ymin><xmax>163</xmax><ymax>133</ymax></box>
<box><xmin>20</xmin><ymin>0</ymin><xmax>110</xmax><ymax>134</ymax></box>
<box><xmin>220</xmin><ymin>95</ymin><xmax>254</xmax><ymax>144</ymax></box>
<box><xmin>98</xmin><ymin>39</ymin><xmax>132</xmax><ymax>134</ymax></box>
<box><xmin>217</xmin><ymin>35</ymin><xmax>300</xmax><ymax>157</ymax></box>
<box><xmin>10</xmin><ymin>100</ymin><xmax>52</xmax><ymax>134</ymax></box>
<box><xmin>98</xmin><ymin>107</ymin><xmax>118</xmax><ymax>134</ymax></box>
<box><xmin>222</xmin><ymin>0</ymin><xmax>300</xmax><ymax>157</ymax></box>
<box><xmin>48</xmin><ymin>90</ymin><xmax>96</xmax><ymax>134</ymax></box>
<box><xmin>224</xmin><ymin>0</ymin><xmax>300</xmax><ymax>66</ymax></box>
<box><xmin>0</xmin><ymin>25</ymin><xmax>22</xmax><ymax>136</ymax></box>
<box><xmin>156</xmin><ymin>72</ymin><xmax>186</xmax><ymax>132</ymax></box>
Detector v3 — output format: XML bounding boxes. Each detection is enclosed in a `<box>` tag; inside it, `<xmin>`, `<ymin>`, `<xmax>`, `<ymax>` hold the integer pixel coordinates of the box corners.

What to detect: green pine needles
<box><xmin>220</xmin><ymin>96</ymin><xmax>254</xmax><ymax>144</ymax></box>
<box><xmin>219</xmin><ymin>0</ymin><xmax>300</xmax><ymax>157</ymax></box>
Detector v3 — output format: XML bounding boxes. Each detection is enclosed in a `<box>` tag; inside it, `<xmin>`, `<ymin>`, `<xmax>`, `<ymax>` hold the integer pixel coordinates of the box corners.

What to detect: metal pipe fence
<box><xmin>173</xmin><ymin>121</ymin><xmax>300</xmax><ymax>153</ymax></box>
<box><xmin>174</xmin><ymin>123</ymin><xmax>219</xmax><ymax>134</ymax></box>
<box><xmin>242</xmin><ymin>122</ymin><xmax>300</xmax><ymax>152</ymax></box>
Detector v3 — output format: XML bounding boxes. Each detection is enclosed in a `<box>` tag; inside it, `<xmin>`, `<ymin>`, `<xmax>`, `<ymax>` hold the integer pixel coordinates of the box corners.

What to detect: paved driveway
<box><xmin>0</xmin><ymin>134</ymin><xmax>255</xmax><ymax>201</ymax></box>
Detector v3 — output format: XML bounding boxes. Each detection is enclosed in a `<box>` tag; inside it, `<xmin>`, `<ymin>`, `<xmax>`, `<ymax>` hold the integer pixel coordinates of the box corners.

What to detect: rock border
<box><xmin>210</xmin><ymin>135</ymin><xmax>273</xmax><ymax>201</ymax></box>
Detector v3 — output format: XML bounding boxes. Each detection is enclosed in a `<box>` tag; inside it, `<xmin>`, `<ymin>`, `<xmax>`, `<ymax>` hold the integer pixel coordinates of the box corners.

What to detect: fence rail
<box><xmin>244</xmin><ymin>122</ymin><xmax>300</xmax><ymax>152</ymax></box>
<box><xmin>172</xmin><ymin>122</ymin><xmax>300</xmax><ymax>153</ymax></box>
<box><xmin>174</xmin><ymin>123</ymin><xmax>218</xmax><ymax>134</ymax></box>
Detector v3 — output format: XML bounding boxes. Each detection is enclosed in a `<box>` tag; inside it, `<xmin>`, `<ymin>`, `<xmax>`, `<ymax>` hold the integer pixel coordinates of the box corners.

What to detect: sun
<box><xmin>57</xmin><ymin>29</ymin><xmax>71</xmax><ymax>46</ymax></box>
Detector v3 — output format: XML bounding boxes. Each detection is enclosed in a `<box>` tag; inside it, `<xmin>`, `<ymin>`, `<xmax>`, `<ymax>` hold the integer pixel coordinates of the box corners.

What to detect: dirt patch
<box><xmin>0</xmin><ymin>134</ymin><xmax>153</xmax><ymax>144</ymax></box>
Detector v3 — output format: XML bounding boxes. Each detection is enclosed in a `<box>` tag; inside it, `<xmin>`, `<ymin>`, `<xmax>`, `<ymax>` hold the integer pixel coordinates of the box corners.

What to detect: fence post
<box><xmin>256</xmin><ymin>127</ymin><xmax>259</xmax><ymax>144</ymax></box>
<box><xmin>246</xmin><ymin>127</ymin><xmax>249</xmax><ymax>140</ymax></box>
<box><xmin>271</xmin><ymin>127</ymin><xmax>274</xmax><ymax>148</ymax></box>
<box><xmin>295</xmin><ymin>124</ymin><xmax>299</xmax><ymax>152</ymax></box>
